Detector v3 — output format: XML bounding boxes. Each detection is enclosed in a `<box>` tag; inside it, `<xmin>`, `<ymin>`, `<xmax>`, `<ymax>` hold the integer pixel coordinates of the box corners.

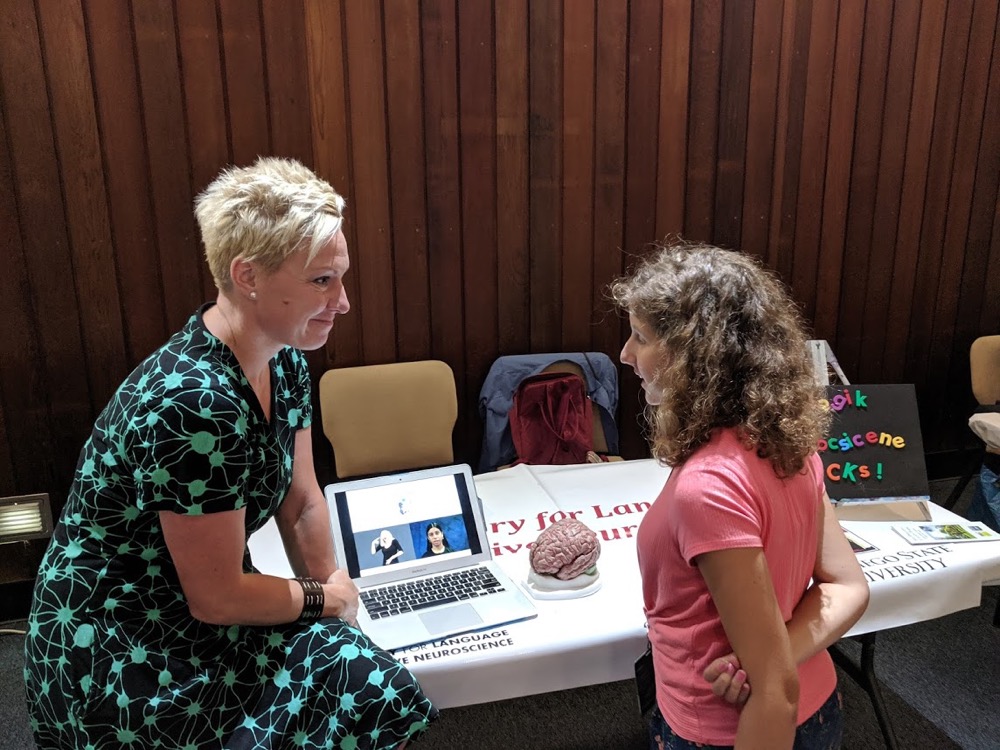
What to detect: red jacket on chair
<box><xmin>509</xmin><ymin>372</ymin><xmax>593</xmax><ymax>465</ymax></box>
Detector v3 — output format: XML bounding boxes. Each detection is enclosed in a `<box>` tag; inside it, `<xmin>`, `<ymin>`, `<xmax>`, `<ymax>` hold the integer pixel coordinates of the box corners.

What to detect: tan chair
<box><xmin>318</xmin><ymin>360</ymin><xmax>457</xmax><ymax>479</ymax></box>
<box><xmin>971</xmin><ymin>335</ymin><xmax>1000</xmax><ymax>406</ymax></box>
<box><xmin>945</xmin><ymin>335</ymin><xmax>1000</xmax><ymax>510</ymax></box>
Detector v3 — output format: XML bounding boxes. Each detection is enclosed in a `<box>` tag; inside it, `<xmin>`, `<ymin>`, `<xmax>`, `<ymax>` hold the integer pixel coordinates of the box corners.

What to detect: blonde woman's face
<box><xmin>253</xmin><ymin>231</ymin><xmax>351</xmax><ymax>352</ymax></box>
<box><xmin>620</xmin><ymin>313</ymin><xmax>664</xmax><ymax>405</ymax></box>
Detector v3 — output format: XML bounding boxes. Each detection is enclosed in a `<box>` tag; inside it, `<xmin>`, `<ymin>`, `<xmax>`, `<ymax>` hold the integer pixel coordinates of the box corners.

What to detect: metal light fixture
<box><xmin>0</xmin><ymin>493</ymin><xmax>53</xmax><ymax>543</ymax></box>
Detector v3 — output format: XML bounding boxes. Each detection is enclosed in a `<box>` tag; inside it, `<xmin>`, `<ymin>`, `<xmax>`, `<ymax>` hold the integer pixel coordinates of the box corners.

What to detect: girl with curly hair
<box><xmin>612</xmin><ymin>242</ymin><xmax>869</xmax><ymax>750</ymax></box>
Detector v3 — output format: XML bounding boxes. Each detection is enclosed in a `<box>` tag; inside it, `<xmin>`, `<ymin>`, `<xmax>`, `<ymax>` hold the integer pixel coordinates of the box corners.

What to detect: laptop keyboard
<box><xmin>360</xmin><ymin>567</ymin><xmax>506</xmax><ymax>620</ymax></box>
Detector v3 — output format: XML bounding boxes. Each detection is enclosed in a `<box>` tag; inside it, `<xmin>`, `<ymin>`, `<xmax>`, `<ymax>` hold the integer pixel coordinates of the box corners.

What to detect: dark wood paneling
<box><xmin>36</xmin><ymin>0</ymin><xmax>129</xmax><ymax>411</ymax></box>
<box><xmin>528</xmin><ymin>0</ymin><xmax>563</xmax><ymax>353</ymax></box>
<box><xmin>0</xmin><ymin>0</ymin><xmax>92</xmax><ymax>513</ymax></box>
<box><xmin>262</xmin><ymin>0</ymin><xmax>314</xmax><ymax>167</ymax></box>
<box><xmin>494</xmin><ymin>0</ymin><xmax>530</xmax><ymax>355</ymax></box>
<box><xmin>713</xmin><ymin>0</ymin><xmax>753</xmax><ymax>251</ymax></box>
<box><xmin>0</xmin><ymin>101</ymin><xmax>55</xmax><ymax>498</ymax></box>
<box><xmin>590</xmin><ymin>0</ymin><xmax>627</xmax><ymax>358</ymax></box>
<box><xmin>218</xmin><ymin>0</ymin><xmax>270</xmax><ymax>165</ymax></box>
<box><xmin>304</xmin><ymin>0</ymin><xmax>361</xmax><ymax>370</ymax></box>
<box><xmin>458</xmin><ymin>0</ymin><xmax>498</xmax><ymax>453</ymax></box>
<box><xmin>384</xmin><ymin>1</ymin><xmax>431</xmax><ymax>363</ymax></box>
<box><xmin>834</xmin><ymin>0</ymin><xmax>891</xmax><ymax>367</ymax></box>
<box><xmin>882</xmin><ymin>2</ymin><xmax>947</xmax><ymax>384</ymax></box>
<box><xmin>856</xmin><ymin>0</ymin><xmax>920</xmax><ymax>383</ymax></box>
<box><xmin>421</xmin><ymin>0</ymin><xmax>468</xmax><ymax>446</ymax></box>
<box><xmin>741</xmin><ymin>0</ymin><xmax>782</xmax><ymax>261</ymax></box>
<box><xmin>2</xmin><ymin>0</ymin><xmax>1000</xmax><ymax>515</ymax></box>
<box><xmin>655</xmin><ymin>0</ymin><xmax>691</xmax><ymax>241</ymax></box>
<box><xmin>561</xmin><ymin>0</ymin><xmax>597</xmax><ymax>352</ymax></box>
<box><xmin>85</xmin><ymin>1</ymin><xmax>169</xmax><ymax>364</ymax></box>
<box><xmin>811</xmin><ymin>0</ymin><xmax>864</xmax><ymax>342</ymax></box>
<box><xmin>623</xmin><ymin>0</ymin><xmax>662</xmax><ymax>262</ymax></box>
<box><xmin>132</xmin><ymin>0</ymin><xmax>204</xmax><ymax>331</ymax></box>
<box><xmin>342</xmin><ymin>0</ymin><xmax>396</xmax><ymax>365</ymax></box>
<box><xmin>684</xmin><ymin>0</ymin><xmax>722</xmax><ymax>241</ymax></box>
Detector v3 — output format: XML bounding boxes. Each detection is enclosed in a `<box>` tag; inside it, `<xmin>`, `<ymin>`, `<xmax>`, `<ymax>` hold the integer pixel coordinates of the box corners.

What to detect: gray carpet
<box><xmin>1</xmin><ymin>477</ymin><xmax>997</xmax><ymax>749</ymax></box>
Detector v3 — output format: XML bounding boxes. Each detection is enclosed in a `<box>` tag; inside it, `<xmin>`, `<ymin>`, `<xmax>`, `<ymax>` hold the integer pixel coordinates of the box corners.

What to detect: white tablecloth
<box><xmin>247</xmin><ymin>460</ymin><xmax>1000</xmax><ymax>708</ymax></box>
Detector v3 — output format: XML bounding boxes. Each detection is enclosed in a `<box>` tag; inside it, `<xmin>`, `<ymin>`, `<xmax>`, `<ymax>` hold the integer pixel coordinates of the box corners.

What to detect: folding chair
<box><xmin>318</xmin><ymin>360</ymin><xmax>457</xmax><ymax>479</ymax></box>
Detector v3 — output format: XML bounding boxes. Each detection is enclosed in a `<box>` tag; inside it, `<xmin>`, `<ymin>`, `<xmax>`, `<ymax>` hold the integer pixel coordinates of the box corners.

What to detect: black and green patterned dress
<box><xmin>24</xmin><ymin>306</ymin><xmax>437</xmax><ymax>749</ymax></box>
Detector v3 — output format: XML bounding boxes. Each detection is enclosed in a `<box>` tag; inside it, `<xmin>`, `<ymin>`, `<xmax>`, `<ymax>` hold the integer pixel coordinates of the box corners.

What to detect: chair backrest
<box><xmin>971</xmin><ymin>335</ymin><xmax>1000</xmax><ymax>406</ymax></box>
<box><xmin>318</xmin><ymin>360</ymin><xmax>457</xmax><ymax>479</ymax></box>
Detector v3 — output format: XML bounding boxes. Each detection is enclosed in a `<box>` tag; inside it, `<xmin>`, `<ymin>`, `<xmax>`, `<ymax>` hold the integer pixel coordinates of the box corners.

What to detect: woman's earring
<box><xmin>250</xmin><ymin>291</ymin><xmax>257</xmax><ymax>300</ymax></box>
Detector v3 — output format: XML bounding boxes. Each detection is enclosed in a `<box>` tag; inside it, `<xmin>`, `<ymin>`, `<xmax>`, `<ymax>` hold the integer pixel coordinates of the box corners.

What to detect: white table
<box><xmin>247</xmin><ymin>460</ymin><xmax>1000</xmax><ymax>711</ymax></box>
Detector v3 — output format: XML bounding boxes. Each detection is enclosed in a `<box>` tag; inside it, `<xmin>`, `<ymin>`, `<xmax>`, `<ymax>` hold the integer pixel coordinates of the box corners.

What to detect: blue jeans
<box><xmin>648</xmin><ymin>689</ymin><xmax>843</xmax><ymax>750</ymax></box>
<box><xmin>966</xmin><ymin>462</ymin><xmax>1000</xmax><ymax>532</ymax></box>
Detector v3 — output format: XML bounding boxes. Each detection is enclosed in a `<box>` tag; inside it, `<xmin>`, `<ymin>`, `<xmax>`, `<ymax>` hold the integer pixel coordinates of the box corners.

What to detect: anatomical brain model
<box><xmin>527</xmin><ymin>518</ymin><xmax>601</xmax><ymax>593</ymax></box>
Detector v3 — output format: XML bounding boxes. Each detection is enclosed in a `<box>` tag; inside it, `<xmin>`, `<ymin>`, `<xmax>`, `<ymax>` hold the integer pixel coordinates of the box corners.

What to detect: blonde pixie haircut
<box><xmin>195</xmin><ymin>156</ymin><xmax>346</xmax><ymax>290</ymax></box>
<box><xmin>610</xmin><ymin>241</ymin><xmax>829</xmax><ymax>478</ymax></box>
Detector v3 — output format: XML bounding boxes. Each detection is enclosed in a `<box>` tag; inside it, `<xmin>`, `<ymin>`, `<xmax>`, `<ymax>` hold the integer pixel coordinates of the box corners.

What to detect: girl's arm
<box><xmin>705</xmin><ymin>494</ymin><xmax>870</xmax><ymax>703</ymax></box>
<box><xmin>698</xmin><ymin>547</ymin><xmax>799</xmax><ymax>749</ymax></box>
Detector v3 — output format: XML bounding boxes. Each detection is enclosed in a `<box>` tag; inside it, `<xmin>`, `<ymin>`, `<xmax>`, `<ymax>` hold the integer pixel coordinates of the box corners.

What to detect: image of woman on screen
<box><xmin>612</xmin><ymin>241</ymin><xmax>869</xmax><ymax>750</ymax></box>
<box><xmin>371</xmin><ymin>529</ymin><xmax>404</xmax><ymax>565</ymax></box>
<box><xmin>420</xmin><ymin>522</ymin><xmax>454</xmax><ymax>558</ymax></box>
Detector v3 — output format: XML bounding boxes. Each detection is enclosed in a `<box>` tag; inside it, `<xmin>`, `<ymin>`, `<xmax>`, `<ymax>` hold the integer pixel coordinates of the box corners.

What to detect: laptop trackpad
<box><xmin>419</xmin><ymin>604</ymin><xmax>483</xmax><ymax>635</ymax></box>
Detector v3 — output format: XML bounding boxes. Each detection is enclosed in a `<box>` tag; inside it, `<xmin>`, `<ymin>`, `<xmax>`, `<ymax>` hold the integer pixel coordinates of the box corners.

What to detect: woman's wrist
<box><xmin>294</xmin><ymin>577</ymin><xmax>324</xmax><ymax>622</ymax></box>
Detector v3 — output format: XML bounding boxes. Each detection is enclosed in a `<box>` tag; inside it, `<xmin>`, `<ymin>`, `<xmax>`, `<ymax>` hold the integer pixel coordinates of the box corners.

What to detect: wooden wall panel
<box><xmin>384</xmin><ymin>1</ymin><xmax>431</xmax><ymax>363</ymax></box>
<box><xmin>684</xmin><ymin>0</ymin><xmax>722</xmax><ymax>241</ymax></box>
<box><xmin>713</xmin><ymin>0</ymin><xmax>753</xmax><ymax>251</ymax></box>
<box><xmin>342</xmin><ymin>0</ymin><xmax>396</xmax><ymax>365</ymax></box>
<box><xmin>590</xmin><ymin>0</ymin><xmax>627</xmax><ymax>358</ymax></box>
<box><xmin>459</xmin><ymin>0</ymin><xmax>499</xmax><ymax>451</ymax></box>
<box><xmin>561</xmin><ymin>0</ymin><xmax>596</xmax><ymax>352</ymax></box>
<box><xmin>856</xmin><ymin>0</ymin><xmax>919</xmax><ymax>382</ymax></box>
<box><xmin>812</xmin><ymin>0</ymin><xmax>864</xmax><ymax>341</ymax></box>
<box><xmin>176</xmin><ymin>0</ymin><xmax>231</xmax><ymax>199</ymax></box>
<box><xmin>834</xmin><ymin>0</ymin><xmax>891</xmax><ymax>360</ymax></box>
<box><xmin>0</xmin><ymin>0</ymin><xmax>93</xmax><ymax>510</ymax></box>
<box><xmin>528</xmin><ymin>0</ymin><xmax>562</xmax><ymax>353</ymax></box>
<box><xmin>2</xmin><ymin>0</ymin><xmax>1000</xmax><ymax>521</ymax></box>
<box><xmin>655</xmin><ymin>0</ymin><xmax>690</xmax><ymax>241</ymax></box>
<box><xmin>262</xmin><ymin>0</ymin><xmax>314</xmax><ymax>167</ymax></box>
<box><xmin>304</xmin><ymin>0</ymin><xmax>361</xmax><ymax>370</ymax></box>
<box><xmin>741</xmin><ymin>0</ymin><xmax>781</xmax><ymax>262</ymax></box>
<box><xmin>494</xmin><ymin>1</ymin><xmax>530</xmax><ymax>354</ymax></box>
<box><xmin>36</xmin><ymin>0</ymin><xmax>129</xmax><ymax>411</ymax></box>
<box><xmin>422</xmin><ymin>0</ymin><xmax>468</xmax><ymax>446</ymax></box>
<box><xmin>86</xmin><ymin>1</ymin><xmax>169</xmax><ymax>364</ymax></box>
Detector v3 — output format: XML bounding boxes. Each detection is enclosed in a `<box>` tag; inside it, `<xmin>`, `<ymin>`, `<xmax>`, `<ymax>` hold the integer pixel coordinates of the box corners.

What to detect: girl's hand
<box><xmin>704</xmin><ymin>653</ymin><xmax>751</xmax><ymax>706</ymax></box>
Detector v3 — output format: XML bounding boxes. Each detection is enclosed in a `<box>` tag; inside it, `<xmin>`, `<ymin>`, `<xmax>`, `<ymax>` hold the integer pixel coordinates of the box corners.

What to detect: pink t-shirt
<box><xmin>637</xmin><ymin>428</ymin><xmax>836</xmax><ymax>745</ymax></box>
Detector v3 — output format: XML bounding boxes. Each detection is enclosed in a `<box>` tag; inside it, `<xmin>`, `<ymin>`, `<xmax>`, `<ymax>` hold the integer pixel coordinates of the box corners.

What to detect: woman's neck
<box><xmin>205</xmin><ymin>295</ymin><xmax>276</xmax><ymax>386</ymax></box>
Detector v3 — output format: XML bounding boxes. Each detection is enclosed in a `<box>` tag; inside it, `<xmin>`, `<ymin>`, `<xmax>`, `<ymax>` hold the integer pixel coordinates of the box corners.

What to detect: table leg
<box><xmin>830</xmin><ymin>633</ymin><xmax>899</xmax><ymax>750</ymax></box>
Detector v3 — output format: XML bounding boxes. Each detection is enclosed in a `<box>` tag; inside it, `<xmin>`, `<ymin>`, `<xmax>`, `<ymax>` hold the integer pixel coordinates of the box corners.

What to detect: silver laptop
<box><xmin>326</xmin><ymin>463</ymin><xmax>537</xmax><ymax>651</ymax></box>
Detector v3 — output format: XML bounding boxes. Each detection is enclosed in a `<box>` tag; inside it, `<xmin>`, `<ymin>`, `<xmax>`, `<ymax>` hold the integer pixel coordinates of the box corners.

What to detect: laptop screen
<box><xmin>329</xmin><ymin>468</ymin><xmax>484</xmax><ymax>579</ymax></box>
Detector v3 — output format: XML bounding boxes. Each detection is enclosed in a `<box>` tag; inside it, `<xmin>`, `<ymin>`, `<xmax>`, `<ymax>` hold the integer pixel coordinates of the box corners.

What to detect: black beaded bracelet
<box><xmin>295</xmin><ymin>577</ymin><xmax>325</xmax><ymax>622</ymax></box>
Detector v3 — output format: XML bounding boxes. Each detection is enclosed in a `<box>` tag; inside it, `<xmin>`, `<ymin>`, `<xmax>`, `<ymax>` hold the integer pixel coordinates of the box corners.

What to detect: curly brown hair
<box><xmin>610</xmin><ymin>241</ymin><xmax>829</xmax><ymax>477</ymax></box>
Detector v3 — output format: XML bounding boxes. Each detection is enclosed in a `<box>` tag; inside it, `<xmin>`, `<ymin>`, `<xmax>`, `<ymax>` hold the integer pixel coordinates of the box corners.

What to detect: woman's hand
<box><xmin>325</xmin><ymin>569</ymin><xmax>360</xmax><ymax>627</ymax></box>
<box><xmin>704</xmin><ymin>653</ymin><xmax>751</xmax><ymax>706</ymax></box>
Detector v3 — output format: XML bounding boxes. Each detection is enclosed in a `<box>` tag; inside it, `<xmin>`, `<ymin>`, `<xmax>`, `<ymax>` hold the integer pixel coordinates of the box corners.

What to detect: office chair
<box><xmin>944</xmin><ymin>335</ymin><xmax>1000</xmax><ymax>510</ymax></box>
<box><xmin>318</xmin><ymin>360</ymin><xmax>458</xmax><ymax>479</ymax></box>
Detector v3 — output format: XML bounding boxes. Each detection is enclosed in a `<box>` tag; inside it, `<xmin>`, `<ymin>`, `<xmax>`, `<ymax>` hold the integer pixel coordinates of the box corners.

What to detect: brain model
<box><xmin>529</xmin><ymin>518</ymin><xmax>601</xmax><ymax>582</ymax></box>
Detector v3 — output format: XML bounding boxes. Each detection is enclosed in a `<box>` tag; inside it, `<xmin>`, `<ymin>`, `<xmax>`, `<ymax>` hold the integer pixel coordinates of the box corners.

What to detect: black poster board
<box><xmin>819</xmin><ymin>384</ymin><xmax>930</xmax><ymax>503</ymax></box>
